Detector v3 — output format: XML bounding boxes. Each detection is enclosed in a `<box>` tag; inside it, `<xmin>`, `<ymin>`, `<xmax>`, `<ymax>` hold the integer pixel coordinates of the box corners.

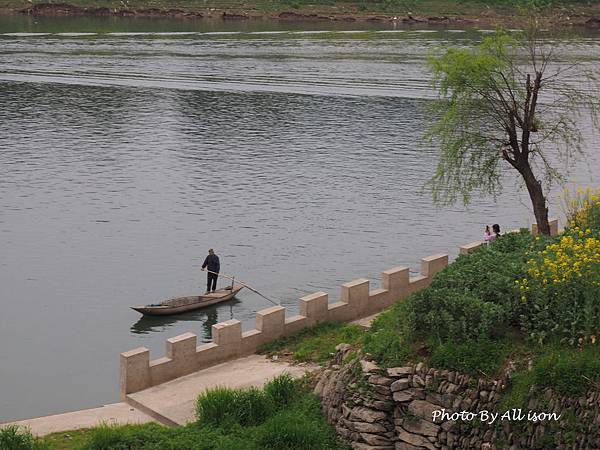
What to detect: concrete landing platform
<box><xmin>126</xmin><ymin>354</ymin><xmax>315</xmax><ymax>426</ymax></box>
<box><xmin>4</xmin><ymin>402</ymin><xmax>155</xmax><ymax>436</ymax></box>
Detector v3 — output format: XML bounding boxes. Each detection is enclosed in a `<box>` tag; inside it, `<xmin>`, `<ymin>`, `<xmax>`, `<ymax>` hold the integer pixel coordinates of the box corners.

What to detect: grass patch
<box><xmin>428</xmin><ymin>338</ymin><xmax>509</xmax><ymax>376</ymax></box>
<box><xmin>3</xmin><ymin>375</ymin><xmax>348</xmax><ymax>450</ymax></box>
<box><xmin>362</xmin><ymin>300</ymin><xmax>413</xmax><ymax>368</ymax></box>
<box><xmin>0</xmin><ymin>425</ymin><xmax>49</xmax><ymax>450</ymax></box>
<box><xmin>41</xmin><ymin>429</ymin><xmax>90</xmax><ymax>450</ymax></box>
<box><xmin>502</xmin><ymin>345</ymin><xmax>600</xmax><ymax>410</ymax></box>
<box><xmin>259</xmin><ymin>321</ymin><xmax>365</xmax><ymax>364</ymax></box>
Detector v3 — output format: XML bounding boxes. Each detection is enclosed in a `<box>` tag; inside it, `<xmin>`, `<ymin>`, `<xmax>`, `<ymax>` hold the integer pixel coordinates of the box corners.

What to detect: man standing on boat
<box><xmin>201</xmin><ymin>249</ymin><xmax>220</xmax><ymax>294</ymax></box>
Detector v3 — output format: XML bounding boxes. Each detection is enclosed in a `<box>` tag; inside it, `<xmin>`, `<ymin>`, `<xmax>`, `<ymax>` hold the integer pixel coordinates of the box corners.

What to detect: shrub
<box><xmin>519</xmin><ymin>230</ymin><xmax>600</xmax><ymax>345</ymax></box>
<box><xmin>254</xmin><ymin>396</ymin><xmax>346</xmax><ymax>450</ymax></box>
<box><xmin>502</xmin><ymin>345</ymin><xmax>600</xmax><ymax>409</ymax></box>
<box><xmin>429</xmin><ymin>338</ymin><xmax>507</xmax><ymax>375</ymax></box>
<box><xmin>407</xmin><ymin>287</ymin><xmax>508</xmax><ymax>343</ymax></box>
<box><xmin>196</xmin><ymin>386</ymin><xmax>273</xmax><ymax>427</ymax></box>
<box><xmin>0</xmin><ymin>426</ymin><xmax>49</xmax><ymax>450</ymax></box>
<box><xmin>429</xmin><ymin>230</ymin><xmax>535</xmax><ymax>317</ymax></box>
<box><xmin>263</xmin><ymin>374</ymin><xmax>299</xmax><ymax>408</ymax></box>
<box><xmin>563</xmin><ymin>186</ymin><xmax>600</xmax><ymax>233</ymax></box>
<box><xmin>531</xmin><ymin>346</ymin><xmax>600</xmax><ymax>396</ymax></box>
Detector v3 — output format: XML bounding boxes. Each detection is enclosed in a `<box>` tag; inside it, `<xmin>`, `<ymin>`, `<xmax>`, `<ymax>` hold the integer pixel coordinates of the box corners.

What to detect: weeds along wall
<box><xmin>120</xmin><ymin>220</ymin><xmax>558</xmax><ymax>398</ymax></box>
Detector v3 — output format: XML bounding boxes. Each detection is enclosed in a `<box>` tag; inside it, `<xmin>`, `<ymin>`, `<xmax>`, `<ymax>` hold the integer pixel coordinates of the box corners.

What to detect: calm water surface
<box><xmin>1</xmin><ymin>17</ymin><xmax>599</xmax><ymax>422</ymax></box>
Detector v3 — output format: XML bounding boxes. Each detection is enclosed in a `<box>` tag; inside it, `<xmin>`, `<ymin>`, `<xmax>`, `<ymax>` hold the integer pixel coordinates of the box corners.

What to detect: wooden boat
<box><xmin>131</xmin><ymin>284</ymin><xmax>244</xmax><ymax>316</ymax></box>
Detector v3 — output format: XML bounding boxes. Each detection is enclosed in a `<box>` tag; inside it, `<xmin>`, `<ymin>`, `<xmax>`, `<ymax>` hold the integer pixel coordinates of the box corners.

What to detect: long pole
<box><xmin>202</xmin><ymin>269</ymin><xmax>279</xmax><ymax>306</ymax></box>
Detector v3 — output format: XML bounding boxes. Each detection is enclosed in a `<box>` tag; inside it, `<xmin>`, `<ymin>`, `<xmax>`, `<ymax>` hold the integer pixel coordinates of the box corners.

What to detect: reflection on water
<box><xmin>0</xmin><ymin>20</ymin><xmax>599</xmax><ymax>422</ymax></box>
<box><xmin>130</xmin><ymin>299</ymin><xmax>240</xmax><ymax>339</ymax></box>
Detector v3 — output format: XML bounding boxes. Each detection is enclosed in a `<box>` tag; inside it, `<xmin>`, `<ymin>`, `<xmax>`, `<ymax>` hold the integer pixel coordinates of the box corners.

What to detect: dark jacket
<box><xmin>202</xmin><ymin>254</ymin><xmax>220</xmax><ymax>273</ymax></box>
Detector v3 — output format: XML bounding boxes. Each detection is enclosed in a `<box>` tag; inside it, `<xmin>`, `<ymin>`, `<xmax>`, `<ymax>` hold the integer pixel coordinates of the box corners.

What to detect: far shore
<box><xmin>2</xmin><ymin>0</ymin><xmax>600</xmax><ymax>29</ymax></box>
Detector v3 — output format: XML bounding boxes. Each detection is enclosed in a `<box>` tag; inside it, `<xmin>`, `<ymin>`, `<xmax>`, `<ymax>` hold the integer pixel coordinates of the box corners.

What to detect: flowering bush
<box><xmin>518</xmin><ymin>223</ymin><xmax>600</xmax><ymax>345</ymax></box>
<box><xmin>562</xmin><ymin>186</ymin><xmax>600</xmax><ymax>233</ymax></box>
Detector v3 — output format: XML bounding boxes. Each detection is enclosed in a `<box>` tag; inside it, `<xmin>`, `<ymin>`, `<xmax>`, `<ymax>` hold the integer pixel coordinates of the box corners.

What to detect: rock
<box><xmin>446</xmin><ymin>432</ymin><xmax>456</xmax><ymax>446</ymax></box>
<box><xmin>425</xmin><ymin>392</ymin><xmax>443</xmax><ymax>405</ymax></box>
<box><xmin>395</xmin><ymin>442</ymin><xmax>422</xmax><ymax>450</ymax></box>
<box><xmin>350</xmin><ymin>406</ymin><xmax>388</xmax><ymax>423</ymax></box>
<box><xmin>445</xmin><ymin>383</ymin><xmax>458</xmax><ymax>394</ymax></box>
<box><xmin>393</xmin><ymin>391</ymin><xmax>412</xmax><ymax>403</ymax></box>
<box><xmin>364</xmin><ymin>399</ymin><xmax>394</xmax><ymax>411</ymax></box>
<box><xmin>397</xmin><ymin>429</ymin><xmax>437</xmax><ymax>450</ymax></box>
<box><xmin>412</xmin><ymin>375</ymin><xmax>425</xmax><ymax>387</ymax></box>
<box><xmin>441</xmin><ymin>393</ymin><xmax>455</xmax><ymax>408</ymax></box>
<box><xmin>401</xmin><ymin>417</ymin><xmax>440</xmax><ymax>437</ymax></box>
<box><xmin>353</xmin><ymin>443</ymin><xmax>394</xmax><ymax>450</ymax></box>
<box><xmin>361</xmin><ymin>360</ymin><xmax>382</xmax><ymax>374</ymax></box>
<box><xmin>369</xmin><ymin>375</ymin><xmax>393</xmax><ymax>386</ymax></box>
<box><xmin>393</xmin><ymin>389</ymin><xmax>421</xmax><ymax>402</ymax></box>
<box><xmin>388</xmin><ymin>367</ymin><xmax>413</xmax><ymax>377</ymax></box>
<box><xmin>351</xmin><ymin>421</ymin><xmax>388</xmax><ymax>433</ymax></box>
<box><xmin>415</xmin><ymin>362</ymin><xmax>425</xmax><ymax>373</ymax></box>
<box><xmin>361</xmin><ymin>433</ymin><xmax>393</xmax><ymax>446</ymax></box>
<box><xmin>372</xmin><ymin>384</ymin><xmax>392</xmax><ymax>396</ymax></box>
<box><xmin>391</xmin><ymin>379</ymin><xmax>410</xmax><ymax>392</ymax></box>
<box><xmin>342</xmin><ymin>403</ymin><xmax>353</xmax><ymax>418</ymax></box>
<box><xmin>441</xmin><ymin>420</ymin><xmax>456</xmax><ymax>431</ymax></box>
<box><xmin>407</xmin><ymin>400</ymin><xmax>439</xmax><ymax>422</ymax></box>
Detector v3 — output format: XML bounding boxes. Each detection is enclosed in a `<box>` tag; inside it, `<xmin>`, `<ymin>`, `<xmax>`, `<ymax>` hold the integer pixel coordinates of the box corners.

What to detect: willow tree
<box><xmin>427</xmin><ymin>27</ymin><xmax>599</xmax><ymax>235</ymax></box>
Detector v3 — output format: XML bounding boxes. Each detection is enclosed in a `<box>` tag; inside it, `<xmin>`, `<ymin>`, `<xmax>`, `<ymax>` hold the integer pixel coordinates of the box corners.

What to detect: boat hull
<box><xmin>131</xmin><ymin>285</ymin><xmax>244</xmax><ymax>316</ymax></box>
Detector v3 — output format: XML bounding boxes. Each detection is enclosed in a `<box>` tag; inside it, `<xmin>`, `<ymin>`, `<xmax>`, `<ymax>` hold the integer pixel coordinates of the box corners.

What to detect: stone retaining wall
<box><xmin>315</xmin><ymin>345</ymin><xmax>599</xmax><ymax>450</ymax></box>
<box><xmin>120</xmin><ymin>220</ymin><xmax>558</xmax><ymax>398</ymax></box>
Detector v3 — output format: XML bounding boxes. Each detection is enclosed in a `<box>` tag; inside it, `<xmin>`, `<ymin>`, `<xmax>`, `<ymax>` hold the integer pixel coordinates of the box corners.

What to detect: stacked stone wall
<box><xmin>315</xmin><ymin>345</ymin><xmax>600</xmax><ymax>450</ymax></box>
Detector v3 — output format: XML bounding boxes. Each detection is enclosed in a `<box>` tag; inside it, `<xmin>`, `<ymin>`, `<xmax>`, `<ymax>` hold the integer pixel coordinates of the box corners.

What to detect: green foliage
<box><xmin>254</xmin><ymin>396</ymin><xmax>346</xmax><ymax>450</ymax></box>
<box><xmin>502</xmin><ymin>345</ymin><xmax>600</xmax><ymax>410</ymax></box>
<box><xmin>518</xmin><ymin>228</ymin><xmax>600</xmax><ymax>345</ymax></box>
<box><xmin>0</xmin><ymin>426</ymin><xmax>49</xmax><ymax>450</ymax></box>
<box><xmin>260</xmin><ymin>321</ymin><xmax>364</xmax><ymax>364</ymax></box>
<box><xmin>41</xmin><ymin>429</ymin><xmax>90</xmax><ymax>450</ymax></box>
<box><xmin>530</xmin><ymin>346</ymin><xmax>600</xmax><ymax>396</ymax></box>
<box><xmin>54</xmin><ymin>375</ymin><xmax>347</xmax><ymax>450</ymax></box>
<box><xmin>429</xmin><ymin>338</ymin><xmax>508</xmax><ymax>375</ymax></box>
<box><xmin>408</xmin><ymin>230</ymin><xmax>538</xmax><ymax>344</ymax></box>
<box><xmin>426</xmin><ymin>32</ymin><xmax>518</xmax><ymax>204</ymax></box>
<box><xmin>426</xmin><ymin>25</ymin><xmax>600</xmax><ymax>236</ymax></box>
<box><xmin>408</xmin><ymin>287</ymin><xmax>508</xmax><ymax>343</ymax></box>
<box><xmin>196</xmin><ymin>386</ymin><xmax>273</xmax><ymax>427</ymax></box>
<box><xmin>262</xmin><ymin>373</ymin><xmax>299</xmax><ymax>408</ymax></box>
<box><xmin>82</xmin><ymin>423</ymin><xmax>217</xmax><ymax>450</ymax></box>
<box><xmin>362</xmin><ymin>300</ymin><xmax>413</xmax><ymax>368</ymax></box>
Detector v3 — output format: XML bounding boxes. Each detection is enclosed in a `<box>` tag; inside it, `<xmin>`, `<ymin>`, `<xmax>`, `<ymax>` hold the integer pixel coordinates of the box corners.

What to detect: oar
<box><xmin>202</xmin><ymin>269</ymin><xmax>280</xmax><ymax>306</ymax></box>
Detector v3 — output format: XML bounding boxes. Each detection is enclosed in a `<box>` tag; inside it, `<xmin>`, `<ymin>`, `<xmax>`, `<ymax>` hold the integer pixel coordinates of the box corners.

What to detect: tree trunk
<box><xmin>521</xmin><ymin>163</ymin><xmax>550</xmax><ymax>235</ymax></box>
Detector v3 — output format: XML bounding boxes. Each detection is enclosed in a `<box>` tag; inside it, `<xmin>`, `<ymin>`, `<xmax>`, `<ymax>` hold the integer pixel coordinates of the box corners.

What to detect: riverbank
<box><xmin>2</xmin><ymin>0</ymin><xmax>600</xmax><ymax>28</ymax></box>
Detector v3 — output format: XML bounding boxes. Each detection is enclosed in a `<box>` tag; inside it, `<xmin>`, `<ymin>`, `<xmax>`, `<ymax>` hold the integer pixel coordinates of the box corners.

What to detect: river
<box><xmin>0</xmin><ymin>16</ymin><xmax>599</xmax><ymax>422</ymax></box>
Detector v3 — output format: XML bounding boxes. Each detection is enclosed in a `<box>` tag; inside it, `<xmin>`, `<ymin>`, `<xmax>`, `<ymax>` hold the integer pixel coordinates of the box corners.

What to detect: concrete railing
<box><xmin>120</xmin><ymin>219</ymin><xmax>558</xmax><ymax>398</ymax></box>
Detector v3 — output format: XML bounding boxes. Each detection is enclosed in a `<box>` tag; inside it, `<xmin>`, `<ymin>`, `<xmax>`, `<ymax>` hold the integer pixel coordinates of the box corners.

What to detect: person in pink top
<box><xmin>484</xmin><ymin>225</ymin><xmax>494</xmax><ymax>244</ymax></box>
<box><xmin>484</xmin><ymin>224</ymin><xmax>502</xmax><ymax>245</ymax></box>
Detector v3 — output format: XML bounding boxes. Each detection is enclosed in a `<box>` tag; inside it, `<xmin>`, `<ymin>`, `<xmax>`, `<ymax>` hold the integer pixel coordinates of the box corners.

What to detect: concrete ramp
<box><xmin>4</xmin><ymin>403</ymin><xmax>155</xmax><ymax>436</ymax></box>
